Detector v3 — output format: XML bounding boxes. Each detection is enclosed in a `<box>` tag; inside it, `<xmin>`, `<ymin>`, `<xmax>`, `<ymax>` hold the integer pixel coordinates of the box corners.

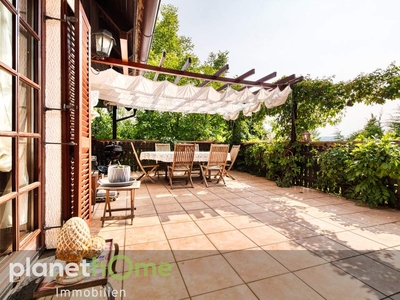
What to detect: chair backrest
<box><xmin>130</xmin><ymin>142</ymin><xmax>146</xmax><ymax>172</ymax></box>
<box><xmin>229</xmin><ymin>145</ymin><xmax>241</xmax><ymax>164</ymax></box>
<box><xmin>194</xmin><ymin>143</ymin><xmax>199</xmax><ymax>152</ymax></box>
<box><xmin>155</xmin><ymin>143</ymin><xmax>171</xmax><ymax>152</ymax></box>
<box><xmin>171</xmin><ymin>143</ymin><xmax>195</xmax><ymax>168</ymax></box>
<box><xmin>207</xmin><ymin>144</ymin><xmax>229</xmax><ymax>167</ymax></box>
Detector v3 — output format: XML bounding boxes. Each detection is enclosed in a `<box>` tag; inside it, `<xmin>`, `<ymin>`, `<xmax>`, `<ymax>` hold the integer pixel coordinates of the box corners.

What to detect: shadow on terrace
<box><xmin>85</xmin><ymin>144</ymin><xmax>400</xmax><ymax>300</ymax></box>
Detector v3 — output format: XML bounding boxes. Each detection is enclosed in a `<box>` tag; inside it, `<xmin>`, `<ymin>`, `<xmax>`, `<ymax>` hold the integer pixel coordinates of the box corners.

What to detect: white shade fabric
<box><xmin>90</xmin><ymin>68</ymin><xmax>292</xmax><ymax>120</ymax></box>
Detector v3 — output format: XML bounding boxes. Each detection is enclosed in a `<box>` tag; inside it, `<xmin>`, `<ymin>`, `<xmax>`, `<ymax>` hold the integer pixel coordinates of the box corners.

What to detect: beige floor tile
<box><xmin>177</xmin><ymin>255</ymin><xmax>243</xmax><ymax>296</ymax></box>
<box><xmin>134</xmin><ymin>204</ymin><xmax>157</xmax><ymax>216</ymax></box>
<box><xmin>391</xmin><ymin>293</ymin><xmax>400</xmax><ymax>300</ymax></box>
<box><xmin>330</xmin><ymin>231</ymin><xmax>387</xmax><ymax>253</ymax></box>
<box><xmin>262</xmin><ymin>241</ymin><xmax>327</xmax><ymax>271</ymax></box>
<box><xmin>195</xmin><ymin>217</ymin><xmax>236</xmax><ymax>234</ymax></box>
<box><xmin>344</xmin><ymin>212</ymin><xmax>391</xmax><ymax>226</ymax></box>
<box><xmin>206</xmin><ymin>230</ymin><xmax>257</xmax><ymax>253</ymax></box>
<box><xmin>122</xmin><ymin>240</ymin><xmax>175</xmax><ymax>268</ymax></box>
<box><xmin>240</xmin><ymin>225</ymin><xmax>289</xmax><ymax>246</ymax></box>
<box><xmin>162</xmin><ymin>221</ymin><xmax>203</xmax><ymax>239</ymax></box>
<box><xmin>295</xmin><ymin>263</ymin><xmax>384</xmax><ymax>300</ymax></box>
<box><xmin>194</xmin><ymin>192</ymin><xmax>222</xmax><ymax>201</ymax></box>
<box><xmin>248</xmin><ymin>273</ymin><xmax>325</xmax><ymax>300</ymax></box>
<box><xmin>333</xmin><ymin>255</ymin><xmax>400</xmax><ymax>296</ymax></box>
<box><xmin>191</xmin><ymin>284</ymin><xmax>258</xmax><ymax>300</ymax></box>
<box><xmin>274</xmin><ymin>209</ymin><xmax>317</xmax><ymax>222</ymax></box>
<box><xmin>96</xmin><ymin>229</ymin><xmax>125</xmax><ymax>246</ymax></box>
<box><xmin>223</xmin><ymin>247</ymin><xmax>288</xmax><ymax>282</ymax></box>
<box><xmin>186</xmin><ymin>208</ymin><xmax>220</xmax><ymax>220</ymax></box>
<box><xmin>320</xmin><ymin>215</ymin><xmax>363</xmax><ymax>231</ymax></box>
<box><xmin>158</xmin><ymin>211</ymin><xmax>193</xmax><ymax>224</ymax></box>
<box><xmin>225</xmin><ymin>215</ymin><xmax>264</xmax><ymax>229</ymax></box>
<box><xmin>296</xmin><ymin>217</ymin><xmax>346</xmax><ymax>234</ymax></box>
<box><xmin>251</xmin><ymin>211</ymin><xmax>288</xmax><ymax>225</ymax></box>
<box><xmin>214</xmin><ymin>206</ymin><xmax>247</xmax><ymax>217</ymax></box>
<box><xmin>366</xmin><ymin>246</ymin><xmax>400</xmax><ymax>271</ymax></box>
<box><xmin>259</xmin><ymin>201</ymin><xmax>287</xmax><ymax>211</ymax></box>
<box><xmin>154</xmin><ymin>202</ymin><xmax>185</xmax><ymax>214</ymax></box>
<box><xmin>122</xmin><ymin>262</ymin><xmax>189</xmax><ymax>300</ymax></box>
<box><xmin>129</xmin><ymin>214</ymin><xmax>160</xmax><ymax>227</ymax></box>
<box><xmin>301</xmin><ymin>206</ymin><xmax>336</xmax><ymax>218</ymax></box>
<box><xmin>225</xmin><ymin>198</ymin><xmax>253</xmax><ymax>206</ymax></box>
<box><xmin>180</xmin><ymin>201</ymin><xmax>210</xmax><ymax>211</ymax></box>
<box><xmin>124</xmin><ymin>225</ymin><xmax>166</xmax><ymax>246</ymax></box>
<box><xmin>169</xmin><ymin>235</ymin><xmax>218</xmax><ymax>261</ymax></box>
<box><xmin>174</xmin><ymin>194</ymin><xmax>200</xmax><ymax>203</ymax></box>
<box><xmin>270</xmin><ymin>222</ymin><xmax>320</xmax><ymax>239</ymax></box>
<box><xmin>236</xmin><ymin>203</ymin><xmax>266</xmax><ymax>214</ymax></box>
<box><xmin>351</xmin><ymin>227</ymin><xmax>400</xmax><ymax>247</ymax></box>
<box><xmin>202</xmin><ymin>199</ymin><xmax>232</xmax><ymax>208</ymax></box>
<box><xmin>295</xmin><ymin>235</ymin><xmax>359</xmax><ymax>262</ymax></box>
<box><xmin>377</xmin><ymin>223</ymin><xmax>400</xmax><ymax>236</ymax></box>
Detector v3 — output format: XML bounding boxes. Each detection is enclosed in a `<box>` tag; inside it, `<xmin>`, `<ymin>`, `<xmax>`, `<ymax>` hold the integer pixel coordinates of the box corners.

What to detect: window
<box><xmin>0</xmin><ymin>0</ymin><xmax>41</xmax><ymax>260</ymax></box>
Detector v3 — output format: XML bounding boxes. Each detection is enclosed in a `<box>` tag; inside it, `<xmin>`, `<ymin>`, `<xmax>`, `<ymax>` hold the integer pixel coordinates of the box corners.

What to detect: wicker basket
<box><xmin>55</xmin><ymin>217</ymin><xmax>91</xmax><ymax>263</ymax></box>
<box><xmin>84</xmin><ymin>235</ymin><xmax>106</xmax><ymax>259</ymax></box>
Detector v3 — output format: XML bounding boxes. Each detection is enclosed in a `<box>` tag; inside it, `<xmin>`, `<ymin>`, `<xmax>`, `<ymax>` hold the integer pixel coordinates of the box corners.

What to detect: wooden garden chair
<box><xmin>223</xmin><ymin>145</ymin><xmax>241</xmax><ymax>180</ymax></box>
<box><xmin>167</xmin><ymin>143</ymin><xmax>195</xmax><ymax>189</ymax></box>
<box><xmin>200</xmin><ymin>144</ymin><xmax>229</xmax><ymax>187</ymax></box>
<box><xmin>155</xmin><ymin>143</ymin><xmax>171</xmax><ymax>178</ymax></box>
<box><xmin>130</xmin><ymin>142</ymin><xmax>158</xmax><ymax>182</ymax></box>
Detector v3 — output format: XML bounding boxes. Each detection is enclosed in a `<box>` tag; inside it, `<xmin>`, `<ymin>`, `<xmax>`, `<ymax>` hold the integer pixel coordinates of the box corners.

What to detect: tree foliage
<box><xmin>267</xmin><ymin>63</ymin><xmax>400</xmax><ymax>141</ymax></box>
<box><xmin>130</xmin><ymin>4</ymin><xmax>267</xmax><ymax>143</ymax></box>
<box><xmin>347</xmin><ymin>114</ymin><xmax>384</xmax><ymax>141</ymax></box>
<box><xmin>386</xmin><ymin>105</ymin><xmax>400</xmax><ymax>137</ymax></box>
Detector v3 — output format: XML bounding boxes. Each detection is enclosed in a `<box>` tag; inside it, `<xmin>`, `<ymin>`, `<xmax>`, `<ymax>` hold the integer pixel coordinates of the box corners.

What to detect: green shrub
<box><xmin>316</xmin><ymin>144</ymin><xmax>352</xmax><ymax>194</ymax></box>
<box><xmin>244</xmin><ymin>141</ymin><xmax>300</xmax><ymax>187</ymax></box>
<box><xmin>345</xmin><ymin>135</ymin><xmax>400</xmax><ymax>207</ymax></box>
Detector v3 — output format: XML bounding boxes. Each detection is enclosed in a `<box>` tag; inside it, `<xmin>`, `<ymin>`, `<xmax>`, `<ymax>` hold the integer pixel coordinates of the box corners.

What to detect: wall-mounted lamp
<box><xmin>92</xmin><ymin>30</ymin><xmax>115</xmax><ymax>59</ymax></box>
<box><xmin>301</xmin><ymin>131</ymin><xmax>311</xmax><ymax>142</ymax></box>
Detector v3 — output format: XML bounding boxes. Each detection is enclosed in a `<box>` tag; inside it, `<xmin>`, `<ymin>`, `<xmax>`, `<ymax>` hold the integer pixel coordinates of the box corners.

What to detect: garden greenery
<box><xmin>317</xmin><ymin>134</ymin><xmax>400</xmax><ymax>207</ymax></box>
<box><xmin>241</xmin><ymin>134</ymin><xmax>400</xmax><ymax>208</ymax></box>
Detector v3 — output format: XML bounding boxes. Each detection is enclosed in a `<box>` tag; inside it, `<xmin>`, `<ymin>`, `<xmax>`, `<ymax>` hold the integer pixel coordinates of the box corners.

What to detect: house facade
<box><xmin>0</xmin><ymin>0</ymin><xmax>159</xmax><ymax>297</ymax></box>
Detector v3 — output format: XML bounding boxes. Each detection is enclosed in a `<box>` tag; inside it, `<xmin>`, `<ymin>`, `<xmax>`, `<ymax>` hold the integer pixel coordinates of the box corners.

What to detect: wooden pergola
<box><xmin>92</xmin><ymin>57</ymin><xmax>303</xmax><ymax>140</ymax></box>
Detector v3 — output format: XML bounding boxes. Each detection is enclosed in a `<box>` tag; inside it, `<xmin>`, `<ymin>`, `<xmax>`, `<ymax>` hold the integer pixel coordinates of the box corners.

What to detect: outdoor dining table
<box><xmin>140</xmin><ymin>151</ymin><xmax>230</xmax><ymax>180</ymax></box>
<box><xmin>139</xmin><ymin>151</ymin><xmax>231</xmax><ymax>162</ymax></box>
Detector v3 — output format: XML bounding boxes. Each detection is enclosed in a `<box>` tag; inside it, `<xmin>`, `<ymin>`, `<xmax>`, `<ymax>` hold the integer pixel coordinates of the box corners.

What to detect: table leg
<box><xmin>102</xmin><ymin>190</ymin><xmax>111</xmax><ymax>227</ymax></box>
<box><xmin>102</xmin><ymin>282</ymin><xmax>115</xmax><ymax>300</ymax></box>
<box><xmin>130</xmin><ymin>189</ymin><xmax>135</xmax><ymax>225</ymax></box>
<box><xmin>107</xmin><ymin>190</ymin><xmax>112</xmax><ymax>217</ymax></box>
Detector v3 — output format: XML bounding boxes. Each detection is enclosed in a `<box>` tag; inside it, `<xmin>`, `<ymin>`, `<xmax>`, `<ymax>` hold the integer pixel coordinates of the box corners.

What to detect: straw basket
<box><xmin>55</xmin><ymin>217</ymin><xmax>91</xmax><ymax>284</ymax></box>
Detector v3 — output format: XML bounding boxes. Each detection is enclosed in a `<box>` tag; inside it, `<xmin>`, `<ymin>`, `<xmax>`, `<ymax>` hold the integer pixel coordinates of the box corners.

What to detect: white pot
<box><xmin>108</xmin><ymin>165</ymin><xmax>131</xmax><ymax>183</ymax></box>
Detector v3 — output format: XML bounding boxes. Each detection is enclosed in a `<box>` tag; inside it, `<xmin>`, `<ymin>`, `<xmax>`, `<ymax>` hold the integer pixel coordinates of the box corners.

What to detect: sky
<box><xmin>161</xmin><ymin>0</ymin><xmax>400</xmax><ymax>137</ymax></box>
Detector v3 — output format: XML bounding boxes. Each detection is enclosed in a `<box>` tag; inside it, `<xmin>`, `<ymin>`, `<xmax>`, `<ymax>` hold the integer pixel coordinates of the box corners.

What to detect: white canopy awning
<box><xmin>90</xmin><ymin>68</ymin><xmax>292</xmax><ymax>120</ymax></box>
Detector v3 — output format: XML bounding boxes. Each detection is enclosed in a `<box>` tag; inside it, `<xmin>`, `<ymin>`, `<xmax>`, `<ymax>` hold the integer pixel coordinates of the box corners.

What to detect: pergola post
<box><xmin>112</xmin><ymin>105</ymin><xmax>117</xmax><ymax>139</ymax></box>
<box><xmin>290</xmin><ymin>98</ymin><xmax>297</xmax><ymax>144</ymax></box>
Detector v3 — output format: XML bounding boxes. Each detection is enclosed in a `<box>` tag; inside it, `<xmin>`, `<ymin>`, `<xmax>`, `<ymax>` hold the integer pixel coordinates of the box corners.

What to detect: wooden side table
<box><xmin>33</xmin><ymin>239</ymin><xmax>118</xmax><ymax>299</ymax></box>
<box><xmin>98</xmin><ymin>181</ymin><xmax>141</xmax><ymax>227</ymax></box>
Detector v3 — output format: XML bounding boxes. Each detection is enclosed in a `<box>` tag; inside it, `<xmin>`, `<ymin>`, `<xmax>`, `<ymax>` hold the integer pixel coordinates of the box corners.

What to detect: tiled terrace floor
<box><xmin>50</xmin><ymin>171</ymin><xmax>400</xmax><ymax>299</ymax></box>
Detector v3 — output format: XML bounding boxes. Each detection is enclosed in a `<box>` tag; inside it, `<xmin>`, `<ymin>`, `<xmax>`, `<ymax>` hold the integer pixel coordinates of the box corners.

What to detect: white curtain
<box><xmin>90</xmin><ymin>68</ymin><xmax>292</xmax><ymax>120</ymax></box>
<box><xmin>0</xmin><ymin>4</ymin><xmax>29</xmax><ymax>228</ymax></box>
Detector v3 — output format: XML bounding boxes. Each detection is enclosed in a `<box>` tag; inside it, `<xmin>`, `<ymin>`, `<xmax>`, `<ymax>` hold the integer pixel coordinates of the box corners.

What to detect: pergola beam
<box><xmin>274</xmin><ymin>74</ymin><xmax>296</xmax><ymax>84</ymax></box>
<box><xmin>216</xmin><ymin>68</ymin><xmax>255</xmax><ymax>91</ymax></box>
<box><xmin>198</xmin><ymin>64</ymin><xmax>229</xmax><ymax>87</ymax></box>
<box><xmin>174</xmin><ymin>57</ymin><xmax>191</xmax><ymax>84</ymax></box>
<box><xmin>238</xmin><ymin>72</ymin><xmax>277</xmax><ymax>91</ymax></box>
<box><xmin>92</xmin><ymin>57</ymin><xmax>279</xmax><ymax>88</ymax></box>
<box><xmin>153</xmin><ymin>50</ymin><xmax>166</xmax><ymax>81</ymax></box>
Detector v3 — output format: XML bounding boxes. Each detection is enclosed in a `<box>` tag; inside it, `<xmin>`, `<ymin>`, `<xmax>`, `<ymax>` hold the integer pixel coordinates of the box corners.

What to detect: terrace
<box><xmin>41</xmin><ymin>170</ymin><xmax>400</xmax><ymax>299</ymax></box>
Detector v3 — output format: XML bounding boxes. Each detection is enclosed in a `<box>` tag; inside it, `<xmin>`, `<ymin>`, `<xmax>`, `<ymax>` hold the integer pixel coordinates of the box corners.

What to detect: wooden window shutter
<box><xmin>62</xmin><ymin>1</ymin><xmax>92</xmax><ymax>225</ymax></box>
